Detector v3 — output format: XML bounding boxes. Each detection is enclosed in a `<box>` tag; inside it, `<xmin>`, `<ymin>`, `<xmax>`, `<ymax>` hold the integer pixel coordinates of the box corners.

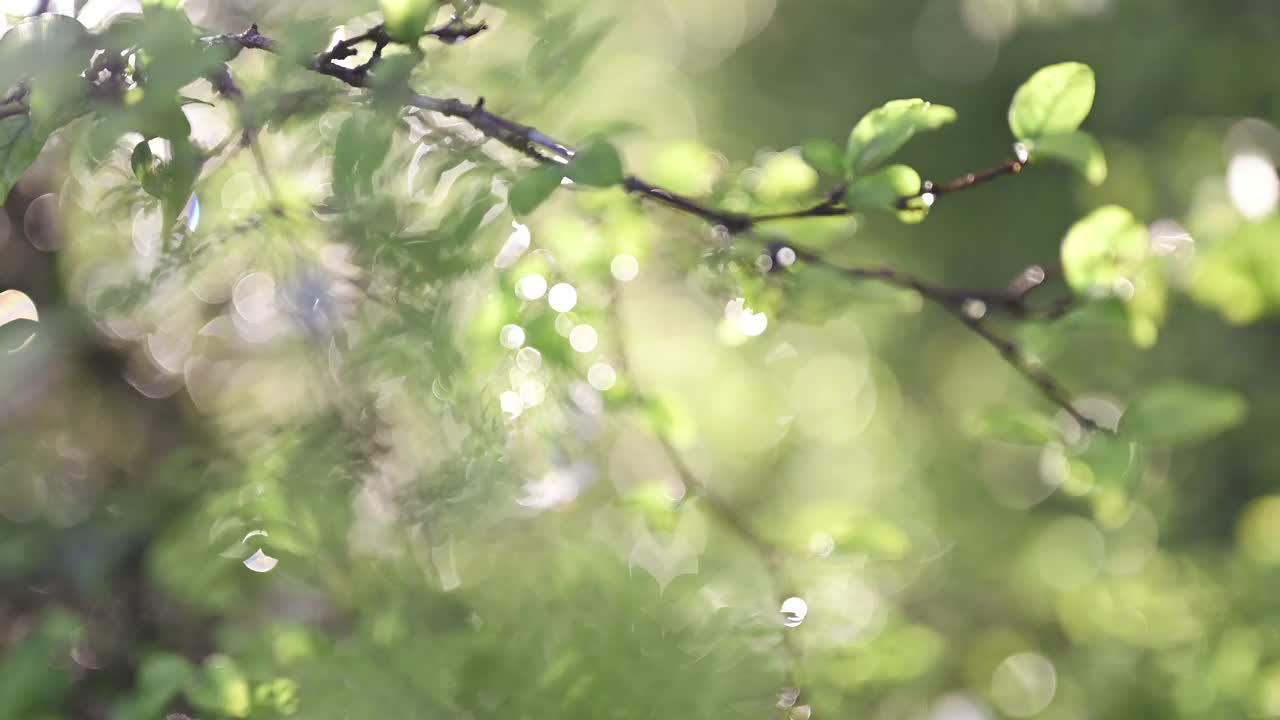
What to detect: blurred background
<box><xmin>2</xmin><ymin>0</ymin><xmax>1280</xmax><ymax>718</ymax></box>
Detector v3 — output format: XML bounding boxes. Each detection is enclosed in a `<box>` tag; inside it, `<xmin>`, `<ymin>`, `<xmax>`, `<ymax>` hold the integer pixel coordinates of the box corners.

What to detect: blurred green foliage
<box><xmin>1</xmin><ymin>1</ymin><xmax>1279</xmax><ymax>719</ymax></box>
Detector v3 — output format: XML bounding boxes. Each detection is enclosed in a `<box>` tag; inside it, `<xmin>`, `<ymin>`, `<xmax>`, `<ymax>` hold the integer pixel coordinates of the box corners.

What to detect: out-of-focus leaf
<box><xmin>1027</xmin><ymin>130</ymin><xmax>1107</xmax><ymax>184</ymax></box>
<box><xmin>114</xmin><ymin>653</ymin><xmax>195</xmax><ymax>720</ymax></box>
<box><xmin>966</xmin><ymin>406</ymin><xmax>1061</xmax><ymax>445</ymax></box>
<box><xmin>1060</xmin><ymin>205</ymin><xmax>1148</xmax><ymax>295</ymax></box>
<box><xmin>0</xmin><ymin>115</ymin><xmax>48</xmax><ymax>202</ymax></box>
<box><xmin>1120</xmin><ymin>381</ymin><xmax>1246</xmax><ymax>446</ymax></box>
<box><xmin>381</xmin><ymin>0</ymin><xmax>434</xmax><ymax>43</ymax></box>
<box><xmin>845</xmin><ymin>164</ymin><xmax>920</xmax><ymax>212</ymax></box>
<box><xmin>509</xmin><ymin>164</ymin><xmax>565</xmax><ymax>215</ymax></box>
<box><xmin>131</xmin><ymin>136</ymin><xmax>203</xmax><ymax>230</ymax></box>
<box><xmin>845</xmin><ymin>99</ymin><xmax>956</xmax><ymax>174</ymax></box>
<box><xmin>0</xmin><ymin>610</ymin><xmax>78</xmax><ymax>719</ymax></box>
<box><xmin>1009</xmin><ymin>62</ymin><xmax>1096</xmax><ymax>140</ymax></box>
<box><xmin>802</xmin><ymin>138</ymin><xmax>845</xmax><ymax>177</ymax></box>
<box><xmin>333</xmin><ymin>112</ymin><xmax>394</xmax><ymax>205</ymax></box>
<box><xmin>754</xmin><ymin>151</ymin><xmax>818</xmax><ymax>202</ymax></box>
<box><xmin>187</xmin><ymin>654</ymin><xmax>252</xmax><ymax>718</ymax></box>
<box><xmin>566</xmin><ymin>140</ymin><xmax>623</xmax><ymax>188</ymax></box>
<box><xmin>0</xmin><ymin>14</ymin><xmax>91</xmax><ymax>93</ymax></box>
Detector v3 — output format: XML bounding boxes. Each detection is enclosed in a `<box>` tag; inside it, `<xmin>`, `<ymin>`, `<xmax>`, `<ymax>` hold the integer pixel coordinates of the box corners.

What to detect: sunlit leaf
<box><xmin>509</xmin><ymin>164</ymin><xmax>566</xmax><ymax>215</ymax></box>
<box><xmin>0</xmin><ymin>14</ymin><xmax>91</xmax><ymax>94</ymax></box>
<box><xmin>566</xmin><ymin>140</ymin><xmax>623</xmax><ymax>187</ymax></box>
<box><xmin>186</xmin><ymin>655</ymin><xmax>252</xmax><ymax>718</ymax></box>
<box><xmin>845</xmin><ymin>99</ymin><xmax>956</xmax><ymax>174</ymax></box>
<box><xmin>1027</xmin><ymin>130</ymin><xmax>1107</xmax><ymax>184</ymax></box>
<box><xmin>802</xmin><ymin>138</ymin><xmax>844</xmax><ymax>176</ymax></box>
<box><xmin>333</xmin><ymin>112</ymin><xmax>394</xmax><ymax>205</ymax></box>
<box><xmin>1120</xmin><ymin>381</ymin><xmax>1246</xmax><ymax>445</ymax></box>
<box><xmin>1008</xmin><ymin>62</ymin><xmax>1096</xmax><ymax>140</ymax></box>
<box><xmin>754</xmin><ymin>151</ymin><xmax>818</xmax><ymax>202</ymax></box>
<box><xmin>1060</xmin><ymin>205</ymin><xmax>1148</xmax><ymax>295</ymax></box>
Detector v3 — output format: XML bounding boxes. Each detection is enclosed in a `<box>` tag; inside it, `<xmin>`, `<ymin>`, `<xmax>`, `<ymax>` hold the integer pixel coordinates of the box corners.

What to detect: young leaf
<box><xmin>1060</xmin><ymin>205</ymin><xmax>1147</xmax><ymax>295</ymax></box>
<box><xmin>0</xmin><ymin>14</ymin><xmax>91</xmax><ymax>95</ymax></box>
<box><xmin>801</xmin><ymin>138</ymin><xmax>844</xmax><ymax>177</ymax></box>
<box><xmin>333</xmin><ymin>112</ymin><xmax>394</xmax><ymax>204</ymax></box>
<box><xmin>846</xmin><ymin>99</ymin><xmax>957</xmax><ymax>175</ymax></box>
<box><xmin>1120</xmin><ymin>381</ymin><xmax>1246</xmax><ymax>445</ymax></box>
<box><xmin>381</xmin><ymin>0</ymin><xmax>435</xmax><ymax>43</ymax></box>
<box><xmin>509</xmin><ymin>164</ymin><xmax>566</xmax><ymax>215</ymax></box>
<box><xmin>1026</xmin><ymin>130</ymin><xmax>1107</xmax><ymax>184</ymax></box>
<box><xmin>1008</xmin><ymin>62</ymin><xmax>1096</xmax><ymax>140</ymax></box>
<box><xmin>565</xmin><ymin>140</ymin><xmax>623</xmax><ymax>187</ymax></box>
<box><xmin>966</xmin><ymin>406</ymin><xmax>1061</xmax><ymax>445</ymax></box>
<box><xmin>845</xmin><ymin>164</ymin><xmax>921</xmax><ymax>211</ymax></box>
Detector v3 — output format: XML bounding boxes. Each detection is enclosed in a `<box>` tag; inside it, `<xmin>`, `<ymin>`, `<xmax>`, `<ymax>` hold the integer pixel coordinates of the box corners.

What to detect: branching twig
<box><xmin>198</xmin><ymin>21</ymin><xmax>1098</xmax><ymax>428</ymax></box>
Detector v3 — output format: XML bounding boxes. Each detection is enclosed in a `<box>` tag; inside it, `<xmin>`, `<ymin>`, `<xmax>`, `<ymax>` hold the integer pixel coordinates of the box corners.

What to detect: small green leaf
<box><xmin>1120</xmin><ymin>381</ymin><xmax>1246</xmax><ymax>445</ymax></box>
<box><xmin>1026</xmin><ymin>130</ymin><xmax>1107</xmax><ymax>184</ymax></box>
<box><xmin>845</xmin><ymin>164</ymin><xmax>921</xmax><ymax>211</ymax></box>
<box><xmin>509</xmin><ymin>164</ymin><xmax>566</xmax><ymax>215</ymax></box>
<box><xmin>0</xmin><ymin>115</ymin><xmax>47</xmax><ymax>202</ymax></box>
<box><xmin>131</xmin><ymin>137</ymin><xmax>203</xmax><ymax>230</ymax></box>
<box><xmin>1009</xmin><ymin>62</ymin><xmax>1096</xmax><ymax>139</ymax></box>
<box><xmin>966</xmin><ymin>406</ymin><xmax>1061</xmax><ymax>445</ymax></box>
<box><xmin>1060</xmin><ymin>205</ymin><xmax>1148</xmax><ymax>295</ymax></box>
<box><xmin>565</xmin><ymin>140</ymin><xmax>623</xmax><ymax>187</ymax></box>
<box><xmin>801</xmin><ymin>138</ymin><xmax>844</xmax><ymax>176</ymax></box>
<box><xmin>381</xmin><ymin>0</ymin><xmax>435</xmax><ymax>44</ymax></box>
<box><xmin>754</xmin><ymin>151</ymin><xmax>818</xmax><ymax>202</ymax></box>
<box><xmin>846</xmin><ymin>99</ymin><xmax>957</xmax><ymax>174</ymax></box>
<box><xmin>0</xmin><ymin>15</ymin><xmax>91</xmax><ymax>94</ymax></box>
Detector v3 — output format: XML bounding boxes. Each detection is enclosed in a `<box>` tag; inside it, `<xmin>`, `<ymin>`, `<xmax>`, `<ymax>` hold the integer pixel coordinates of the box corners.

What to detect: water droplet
<box><xmin>755</xmin><ymin>254</ymin><xmax>774</xmax><ymax>273</ymax></box>
<box><xmin>516</xmin><ymin>346</ymin><xmax>542</xmax><ymax>371</ymax></box>
<box><xmin>611</xmin><ymin>254</ymin><xmax>639</xmax><ymax>282</ymax></box>
<box><xmin>962</xmin><ymin>298</ymin><xmax>987</xmax><ymax>319</ymax></box>
<box><xmin>547</xmin><ymin>282</ymin><xmax>578</xmax><ymax>312</ymax></box>
<box><xmin>777</xmin><ymin>688</ymin><xmax>800</xmax><ymax>709</ymax></box>
<box><xmin>500</xmin><ymin>390</ymin><xmax>524</xmax><ymax>418</ymax></box>
<box><xmin>516</xmin><ymin>273</ymin><xmax>547</xmax><ymax>300</ymax></box>
<box><xmin>233</xmin><ymin>272</ymin><xmax>278</xmax><ymax>324</ymax></box>
<box><xmin>23</xmin><ymin>194</ymin><xmax>60</xmax><ymax>252</ymax></box>
<box><xmin>739</xmin><ymin>309</ymin><xmax>768</xmax><ymax>337</ymax></box>
<box><xmin>587</xmin><ymin>363</ymin><xmax>616</xmax><ymax>391</ymax></box>
<box><xmin>500</xmin><ymin>324</ymin><xmax>526</xmax><ymax>349</ymax></box>
<box><xmin>185</xmin><ymin>194</ymin><xmax>201</xmax><ymax>232</ymax></box>
<box><xmin>920</xmin><ymin>192</ymin><xmax>937</xmax><ymax>208</ymax></box>
<box><xmin>780</xmin><ymin>596</ymin><xmax>808</xmax><ymax>627</ymax></box>
<box><xmin>495</xmin><ymin>221</ymin><xmax>532</xmax><ymax>268</ymax></box>
<box><xmin>569</xmin><ymin>324</ymin><xmax>598</xmax><ymax>353</ymax></box>
<box><xmin>0</xmin><ymin>289</ymin><xmax>39</xmax><ymax>353</ymax></box>
<box><xmin>243</xmin><ymin>548</ymin><xmax>279</xmax><ymax>573</ymax></box>
<box><xmin>776</xmin><ymin>246</ymin><xmax>797</xmax><ymax>267</ymax></box>
<box><xmin>518</xmin><ymin>379</ymin><xmax>545</xmax><ymax>407</ymax></box>
<box><xmin>0</xmin><ymin>289</ymin><xmax>39</xmax><ymax>327</ymax></box>
<box><xmin>1013</xmin><ymin>142</ymin><xmax>1030</xmax><ymax>164</ymax></box>
<box><xmin>991</xmin><ymin>653</ymin><xmax>1056</xmax><ymax>717</ymax></box>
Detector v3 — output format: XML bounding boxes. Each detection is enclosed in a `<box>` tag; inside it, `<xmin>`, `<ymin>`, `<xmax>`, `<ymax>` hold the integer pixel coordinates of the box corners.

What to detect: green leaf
<box><xmin>1008</xmin><ymin>62</ymin><xmax>1096</xmax><ymax>139</ymax></box>
<box><xmin>801</xmin><ymin>138</ymin><xmax>845</xmax><ymax>176</ymax></box>
<box><xmin>113</xmin><ymin>653</ymin><xmax>195</xmax><ymax>720</ymax></box>
<box><xmin>0</xmin><ymin>15</ymin><xmax>91</xmax><ymax>94</ymax></box>
<box><xmin>1026</xmin><ymin>130</ymin><xmax>1107</xmax><ymax>184</ymax></box>
<box><xmin>845</xmin><ymin>99</ymin><xmax>957</xmax><ymax>174</ymax></box>
<box><xmin>381</xmin><ymin>0</ymin><xmax>435</xmax><ymax>44</ymax></box>
<box><xmin>1060</xmin><ymin>205</ymin><xmax>1148</xmax><ymax>295</ymax></box>
<box><xmin>186</xmin><ymin>654</ymin><xmax>252</xmax><ymax>718</ymax></box>
<box><xmin>509</xmin><ymin>164</ymin><xmax>566</xmax><ymax>215</ymax></box>
<box><xmin>1120</xmin><ymin>381</ymin><xmax>1246</xmax><ymax>446</ymax></box>
<box><xmin>131</xmin><ymin>137</ymin><xmax>203</xmax><ymax>230</ymax></box>
<box><xmin>845</xmin><ymin>164</ymin><xmax>920</xmax><ymax>211</ymax></box>
<box><xmin>966</xmin><ymin>406</ymin><xmax>1061</xmax><ymax>445</ymax></box>
<box><xmin>0</xmin><ymin>115</ymin><xmax>47</xmax><ymax>202</ymax></box>
<box><xmin>565</xmin><ymin>140</ymin><xmax>623</xmax><ymax>187</ymax></box>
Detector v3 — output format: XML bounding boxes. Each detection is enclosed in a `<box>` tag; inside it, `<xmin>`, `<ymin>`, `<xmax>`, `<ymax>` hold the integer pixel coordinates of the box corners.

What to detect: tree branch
<box><xmin>199</xmin><ymin>22</ymin><xmax>1099</xmax><ymax>429</ymax></box>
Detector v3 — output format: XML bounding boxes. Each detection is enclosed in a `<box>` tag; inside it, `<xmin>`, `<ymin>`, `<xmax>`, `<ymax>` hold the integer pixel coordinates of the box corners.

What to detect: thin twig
<box><xmin>199</xmin><ymin>21</ymin><xmax>1098</xmax><ymax>428</ymax></box>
